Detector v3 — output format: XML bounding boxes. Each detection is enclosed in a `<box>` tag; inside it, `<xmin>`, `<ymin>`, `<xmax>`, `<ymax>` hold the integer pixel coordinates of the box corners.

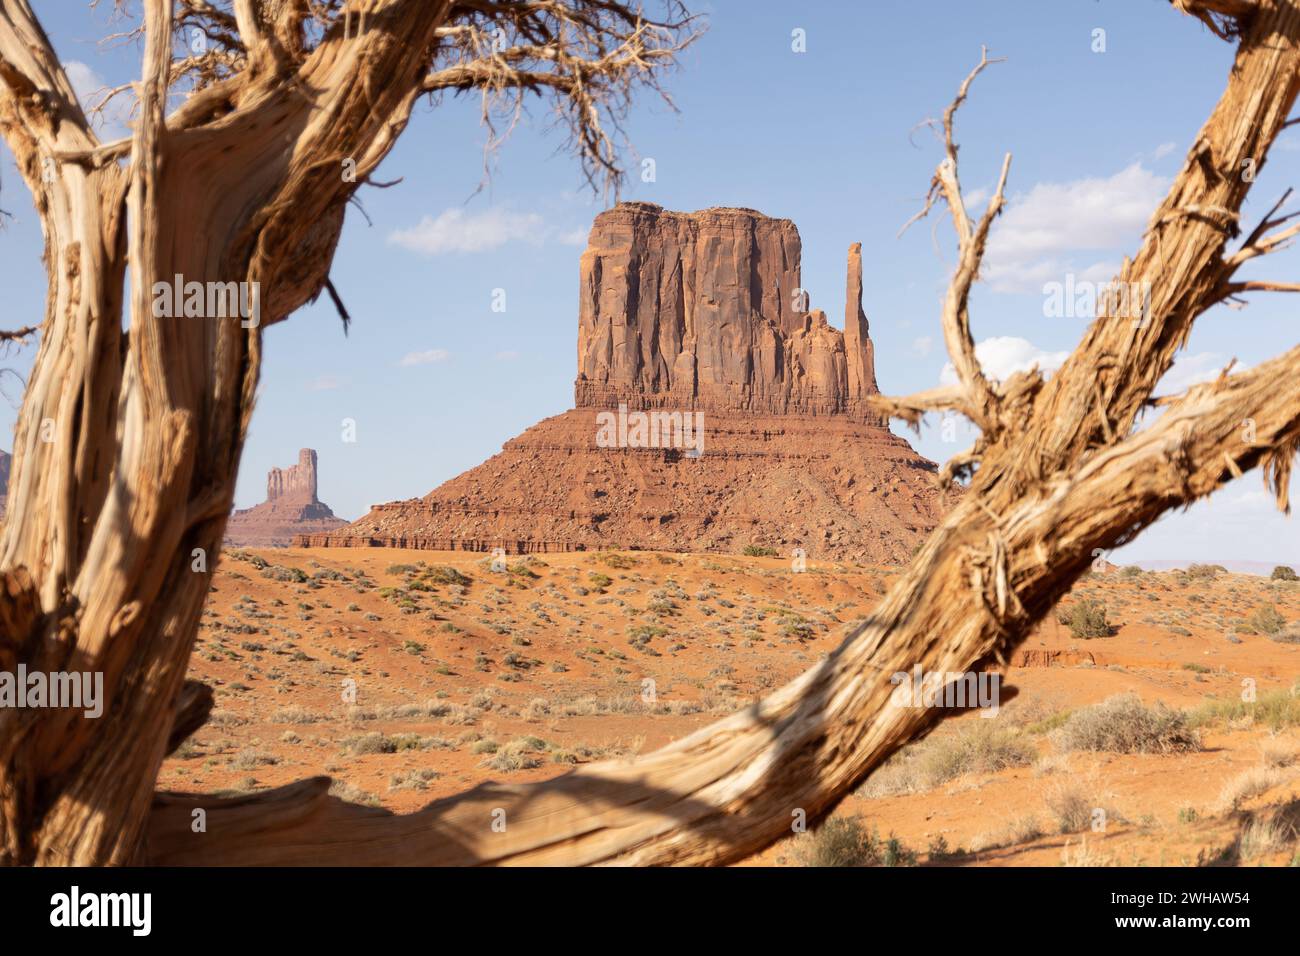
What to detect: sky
<box><xmin>1</xmin><ymin>0</ymin><xmax>1298</xmax><ymax>567</ymax></box>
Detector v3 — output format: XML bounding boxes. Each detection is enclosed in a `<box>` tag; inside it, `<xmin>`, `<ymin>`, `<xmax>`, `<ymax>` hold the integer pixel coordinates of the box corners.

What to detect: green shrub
<box><xmin>799</xmin><ymin>817</ymin><xmax>916</xmax><ymax>867</ymax></box>
<box><xmin>425</xmin><ymin>566</ymin><xmax>472</xmax><ymax>586</ymax></box>
<box><xmin>1249</xmin><ymin>604</ymin><xmax>1287</xmax><ymax>635</ymax></box>
<box><xmin>1192</xmin><ymin>685</ymin><xmax>1300</xmax><ymax>732</ymax></box>
<box><xmin>743</xmin><ymin>545</ymin><xmax>779</xmax><ymax>558</ymax></box>
<box><xmin>1058</xmin><ymin>599</ymin><xmax>1111</xmax><ymax>639</ymax></box>
<box><xmin>1271</xmin><ymin>565</ymin><xmax>1298</xmax><ymax>581</ymax></box>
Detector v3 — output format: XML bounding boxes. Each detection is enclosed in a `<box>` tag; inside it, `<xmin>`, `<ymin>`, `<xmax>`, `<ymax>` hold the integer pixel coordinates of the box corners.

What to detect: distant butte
<box><xmin>299</xmin><ymin>203</ymin><xmax>951</xmax><ymax>562</ymax></box>
<box><xmin>226</xmin><ymin>448</ymin><xmax>347</xmax><ymax>548</ymax></box>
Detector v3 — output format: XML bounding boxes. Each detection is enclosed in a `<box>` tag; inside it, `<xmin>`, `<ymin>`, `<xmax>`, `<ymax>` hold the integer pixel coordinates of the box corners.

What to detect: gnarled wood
<box><xmin>3</xmin><ymin>0</ymin><xmax>1298</xmax><ymax>868</ymax></box>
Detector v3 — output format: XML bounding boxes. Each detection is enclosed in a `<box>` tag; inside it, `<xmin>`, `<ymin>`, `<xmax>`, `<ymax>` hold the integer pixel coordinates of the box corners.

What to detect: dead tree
<box><xmin>3</xmin><ymin>0</ymin><xmax>1299</xmax><ymax>867</ymax></box>
<box><xmin>0</xmin><ymin>0</ymin><xmax>697</xmax><ymax>866</ymax></box>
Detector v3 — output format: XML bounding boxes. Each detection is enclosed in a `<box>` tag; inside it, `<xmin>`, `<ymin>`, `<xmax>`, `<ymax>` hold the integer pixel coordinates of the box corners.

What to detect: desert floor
<box><xmin>163</xmin><ymin>547</ymin><xmax>1300</xmax><ymax>866</ymax></box>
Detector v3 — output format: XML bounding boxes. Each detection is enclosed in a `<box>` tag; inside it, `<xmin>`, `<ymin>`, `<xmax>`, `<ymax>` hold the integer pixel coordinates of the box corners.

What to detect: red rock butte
<box><xmin>226</xmin><ymin>448</ymin><xmax>346</xmax><ymax>547</ymax></box>
<box><xmin>298</xmin><ymin>203</ymin><xmax>951</xmax><ymax>562</ymax></box>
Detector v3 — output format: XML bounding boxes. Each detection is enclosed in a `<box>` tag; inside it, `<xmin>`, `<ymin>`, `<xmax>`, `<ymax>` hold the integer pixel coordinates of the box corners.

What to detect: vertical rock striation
<box><xmin>574</xmin><ymin>203</ymin><xmax>882</xmax><ymax>421</ymax></box>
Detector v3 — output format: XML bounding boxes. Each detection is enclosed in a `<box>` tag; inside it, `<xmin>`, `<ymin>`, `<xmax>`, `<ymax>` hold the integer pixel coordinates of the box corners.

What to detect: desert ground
<box><xmin>163</xmin><ymin>547</ymin><xmax>1300</xmax><ymax>866</ymax></box>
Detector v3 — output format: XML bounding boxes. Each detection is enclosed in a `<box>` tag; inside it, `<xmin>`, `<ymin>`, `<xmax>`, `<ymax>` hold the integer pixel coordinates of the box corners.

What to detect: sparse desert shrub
<box><xmin>1249</xmin><ymin>604</ymin><xmax>1287</xmax><ymax>635</ymax></box>
<box><xmin>1217</xmin><ymin>765</ymin><xmax>1287</xmax><ymax>811</ymax></box>
<box><xmin>597</xmin><ymin>552</ymin><xmax>637</xmax><ymax>569</ymax></box>
<box><xmin>342</xmin><ymin>732</ymin><xmax>433</xmax><ymax>754</ymax></box>
<box><xmin>1120</xmin><ymin>565</ymin><xmax>1143</xmax><ymax>579</ymax></box>
<box><xmin>742</xmin><ymin>545</ymin><xmax>778</xmax><ymax>558</ymax></box>
<box><xmin>1271</xmin><ymin>565</ymin><xmax>1298</xmax><ymax>581</ymax></box>
<box><xmin>388</xmin><ymin>768</ymin><xmax>440</xmax><ymax>791</ymax></box>
<box><xmin>269</xmin><ymin>705</ymin><xmax>320</xmax><ymax>724</ymax></box>
<box><xmin>1057</xmin><ymin>599</ymin><xmax>1111</xmax><ymax>639</ymax></box>
<box><xmin>425</xmin><ymin>566</ymin><xmax>472</xmax><ymax>586</ymax></box>
<box><xmin>1055</xmin><ymin>694</ymin><xmax>1201</xmax><ymax>754</ymax></box>
<box><xmin>1044</xmin><ymin>781</ymin><xmax>1100</xmax><ymax>833</ymax></box>
<box><xmin>1238</xmin><ymin>816</ymin><xmax>1291</xmax><ymax>861</ymax></box>
<box><xmin>328</xmin><ymin>780</ymin><xmax>381</xmax><ymax>807</ymax></box>
<box><xmin>777</xmin><ymin>613</ymin><xmax>816</xmax><ymax>640</ymax></box>
<box><xmin>484</xmin><ymin>736</ymin><xmax>548</xmax><ymax>771</ymax></box>
<box><xmin>918</xmin><ymin>721</ymin><xmax>1037</xmax><ymax>786</ymax></box>
<box><xmin>1187</xmin><ymin>563</ymin><xmax>1225</xmax><ymax>581</ymax></box>
<box><xmin>261</xmin><ymin>564</ymin><xmax>307</xmax><ymax>583</ymax></box>
<box><xmin>1273</xmin><ymin>622</ymin><xmax>1300</xmax><ymax>645</ymax></box>
<box><xmin>798</xmin><ymin>816</ymin><xmax>913</xmax><ymax>867</ymax></box>
<box><xmin>230</xmin><ymin>747</ymin><xmax>278</xmax><ymax>770</ymax></box>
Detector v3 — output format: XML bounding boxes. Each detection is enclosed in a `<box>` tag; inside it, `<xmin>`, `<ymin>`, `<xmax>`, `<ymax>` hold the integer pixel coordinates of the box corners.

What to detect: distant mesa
<box><xmin>225</xmin><ymin>448</ymin><xmax>347</xmax><ymax>548</ymax></box>
<box><xmin>298</xmin><ymin>203</ymin><xmax>950</xmax><ymax>563</ymax></box>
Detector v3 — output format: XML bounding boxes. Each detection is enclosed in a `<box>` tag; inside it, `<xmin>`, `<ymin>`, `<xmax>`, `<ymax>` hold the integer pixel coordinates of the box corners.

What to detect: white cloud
<box><xmin>1152</xmin><ymin>141</ymin><xmax>1177</xmax><ymax>160</ymax></box>
<box><xmin>983</xmin><ymin>162</ymin><xmax>1168</xmax><ymax>293</ymax></box>
<box><xmin>388</xmin><ymin>206</ymin><xmax>585</xmax><ymax>255</ymax></box>
<box><xmin>494</xmin><ymin>350</ymin><xmax>521</xmax><ymax>361</ymax></box>
<box><xmin>939</xmin><ymin>336</ymin><xmax>1069</xmax><ymax>386</ymax></box>
<box><xmin>1154</xmin><ymin>351</ymin><xmax>1248</xmax><ymax>398</ymax></box>
<box><xmin>64</xmin><ymin>61</ymin><xmax>131</xmax><ymax>139</ymax></box>
<box><xmin>910</xmin><ymin>336</ymin><xmax>933</xmax><ymax>358</ymax></box>
<box><xmin>398</xmin><ymin>349</ymin><xmax>450</xmax><ymax>367</ymax></box>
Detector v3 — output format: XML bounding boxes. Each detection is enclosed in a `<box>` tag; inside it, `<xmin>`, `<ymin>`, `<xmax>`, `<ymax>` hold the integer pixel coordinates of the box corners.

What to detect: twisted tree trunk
<box><xmin>2</xmin><ymin>0</ymin><xmax>1298</xmax><ymax>868</ymax></box>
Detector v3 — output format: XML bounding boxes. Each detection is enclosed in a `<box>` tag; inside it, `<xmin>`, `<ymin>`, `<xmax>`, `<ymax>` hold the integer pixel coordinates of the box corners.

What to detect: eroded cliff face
<box><xmin>574</xmin><ymin>203</ymin><xmax>880</xmax><ymax>421</ymax></box>
<box><xmin>226</xmin><ymin>448</ymin><xmax>346</xmax><ymax>547</ymax></box>
<box><xmin>300</xmin><ymin>204</ymin><xmax>950</xmax><ymax>563</ymax></box>
<box><xmin>268</xmin><ymin>448</ymin><xmax>321</xmax><ymax>504</ymax></box>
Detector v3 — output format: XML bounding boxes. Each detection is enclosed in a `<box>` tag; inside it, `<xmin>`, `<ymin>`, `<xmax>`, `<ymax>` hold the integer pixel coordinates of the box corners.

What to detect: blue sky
<box><xmin>1</xmin><ymin>1</ymin><xmax>1298</xmax><ymax>565</ymax></box>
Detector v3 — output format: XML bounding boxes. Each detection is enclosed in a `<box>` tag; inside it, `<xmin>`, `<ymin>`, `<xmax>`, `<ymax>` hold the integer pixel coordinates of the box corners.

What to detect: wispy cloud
<box><xmin>1154</xmin><ymin>351</ymin><xmax>1247</xmax><ymax>398</ymax></box>
<box><xmin>494</xmin><ymin>350</ymin><xmax>521</xmax><ymax>361</ymax></box>
<box><xmin>983</xmin><ymin>162</ymin><xmax>1168</xmax><ymax>293</ymax></box>
<box><xmin>398</xmin><ymin>349</ymin><xmax>450</xmax><ymax>367</ymax></box>
<box><xmin>940</xmin><ymin>336</ymin><xmax>1069</xmax><ymax>386</ymax></box>
<box><xmin>388</xmin><ymin>206</ymin><xmax>586</xmax><ymax>255</ymax></box>
<box><xmin>64</xmin><ymin>61</ymin><xmax>132</xmax><ymax>139</ymax></box>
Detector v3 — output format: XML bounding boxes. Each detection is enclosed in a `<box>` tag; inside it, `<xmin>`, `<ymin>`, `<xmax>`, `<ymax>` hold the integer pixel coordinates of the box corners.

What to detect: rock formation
<box><xmin>300</xmin><ymin>204</ymin><xmax>950</xmax><ymax>563</ymax></box>
<box><xmin>225</xmin><ymin>449</ymin><xmax>347</xmax><ymax>547</ymax></box>
<box><xmin>573</xmin><ymin>203</ymin><xmax>881</xmax><ymax>421</ymax></box>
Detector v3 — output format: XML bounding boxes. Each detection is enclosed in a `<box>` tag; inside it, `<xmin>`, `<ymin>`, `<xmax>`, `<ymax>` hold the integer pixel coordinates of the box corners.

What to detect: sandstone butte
<box><xmin>297</xmin><ymin>203</ymin><xmax>953</xmax><ymax>563</ymax></box>
<box><xmin>225</xmin><ymin>448</ymin><xmax>347</xmax><ymax>547</ymax></box>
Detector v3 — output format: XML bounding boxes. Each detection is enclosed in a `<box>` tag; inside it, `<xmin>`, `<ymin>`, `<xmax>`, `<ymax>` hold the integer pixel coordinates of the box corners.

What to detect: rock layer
<box><xmin>226</xmin><ymin>449</ymin><xmax>346</xmax><ymax>547</ymax></box>
<box><xmin>574</xmin><ymin>203</ymin><xmax>881</xmax><ymax>421</ymax></box>
<box><xmin>302</xmin><ymin>204</ymin><xmax>948</xmax><ymax>562</ymax></box>
<box><xmin>297</xmin><ymin>409</ymin><xmax>947</xmax><ymax>563</ymax></box>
